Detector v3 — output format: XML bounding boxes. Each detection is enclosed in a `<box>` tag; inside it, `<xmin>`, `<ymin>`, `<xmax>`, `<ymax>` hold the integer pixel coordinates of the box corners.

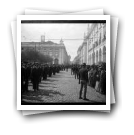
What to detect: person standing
<box><xmin>71</xmin><ymin>65</ymin><xmax>73</xmax><ymax>75</ymax></box>
<box><xmin>74</xmin><ymin>65</ymin><xmax>76</xmax><ymax>79</ymax></box>
<box><xmin>99</xmin><ymin>66</ymin><xmax>106</xmax><ymax>95</ymax></box>
<box><xmin>48</xmin><ymin>65</ymin><xmax>53</xmax><ymax>77</ymax></box>
<box><xmin>75</xmin><ymin>65</ymin><xmax>79</xmax><ymax>79</ymax></box>
<box><xmin>52</xmin><ymin>64</ymin><xmax>56</xmax><ymax>75</ymax></box>
<box><xmin>79</xmin><ymin>63</ymin><xmax>88</xmax><ymax>100</ymax></box>
<box><xmin>90</xmin><ymin>65</ymin><xmax>97</xmax><ymax>88</ymax></box>
<box><xmin>78</xmin><ymin>65</ymin><xmax>81</xmax><ymax>84</ymax></box>
<box><xmin>31</xmin><ymin>63</ymin><xmax>40</xmax><ymax>91</ymax></box>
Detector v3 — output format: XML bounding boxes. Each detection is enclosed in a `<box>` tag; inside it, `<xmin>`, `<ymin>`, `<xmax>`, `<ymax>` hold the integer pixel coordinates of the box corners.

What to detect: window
<box><xmin>99</xmin><ymin>33</ymin><xmax>101</xmax><ymax>45</ymax></box>
<box><xmin>99</xmin><ymin>49</ymin><xmax>102</xmax><ymax>62</ymax></box>
<box><xmin>96</xmin><ymin>51</ymin><xmax>98</xmax><ymax>64</ymax></box>
<box><xmin>103</xmin><ymin>46</ymin><xmax>106</xmax><ymax>62</ymax></box>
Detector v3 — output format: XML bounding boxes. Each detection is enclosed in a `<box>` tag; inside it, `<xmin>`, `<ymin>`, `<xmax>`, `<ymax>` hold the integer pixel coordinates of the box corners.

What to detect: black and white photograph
<box><xmin>17</xmin><ymin>15</ymin><xmax>110</xmax><ymax>110</ymax></box>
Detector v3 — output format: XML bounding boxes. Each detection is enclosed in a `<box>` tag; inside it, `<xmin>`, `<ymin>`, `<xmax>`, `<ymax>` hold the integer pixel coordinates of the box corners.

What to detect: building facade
<box><xmin>21</xmin><ymin>37</ymin><xmax>70</xmax><ymax>65</ymax></box>
<box><xmin>73</xmin><ymin>33</ymin><xmax>87</xmax><ymax>65</ymax></box>
<box><xmin>87</xmin><ymin>23</ymin><xmax>106</xmax><ymax>65</ymax></box>
<box><xmin>75</xmin><ymin>23</ymin><xmax>106</xmax><ymax>65</ymax></box>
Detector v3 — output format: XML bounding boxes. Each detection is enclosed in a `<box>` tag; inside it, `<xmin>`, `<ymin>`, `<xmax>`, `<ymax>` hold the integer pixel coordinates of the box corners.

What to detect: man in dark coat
<box><xmin>78</xmin><ymin>65</ymin><xmax>81</xmax><ymax>84</ymax></box>
<box><xmin>48</xmin><ymin>65</ymin><xmax>53</xmax><ymax>77</ymax></box>
<box><xmin>99</xmin><ymin>67</ymin><xmax>106</xmax><ymax>95</ymax></box>
<box><xmin>71</xmin><ymin>65</ymin><xmax>73</xmax><ymax>75</ymax></box>
<box><xmin>52</xmin><ymin>64</ymin><xmax>56</xmax><ymax>75</ymax></box>
<box><xmin>38</xmin><ymin>65</ymin><xmax>43</xmax><ymax>83</ymax></box>
<box><xmin>31</xmin><ymin>64</ymin><xmax>40</xmax><ymax>91</ymax></box>
<box><xmin>75</xmin><ymin>65</ymin><xmax>79</xmax><ymax>79</ymax></box>
<box><xmin>93</xmin><ymin>67</ymin><xmax>98</xmax><ymax>88</ymax></box>
<box><xmin>79</xmin><ymin>63</ymin><xmax>88</xmax><ymax>100</ymax></box>
<box><xmin>56</xmin><ymin>65</ymin><xmax>60</xmax><ymax>73</ymax></box>
<box><xmin>43</xmin><ymin>65</ymin><xmax>48</xmax><ymax>80</ymax></box>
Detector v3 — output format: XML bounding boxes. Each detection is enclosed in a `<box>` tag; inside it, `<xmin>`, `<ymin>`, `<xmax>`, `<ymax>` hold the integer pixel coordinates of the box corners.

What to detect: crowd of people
<box><xmin>21</xmin><ymin>61</ymin><xmax>106</xmax><ymax>100</ymax></box>
<box><xmin>21</xmin><ymin>62</ymin><xmax>68</xmax><ymax>93</ymax></box>
<box><xmin>71</xmin><ymin>63</ymin><xmax>106</xmax><ymax>99</ymax></box>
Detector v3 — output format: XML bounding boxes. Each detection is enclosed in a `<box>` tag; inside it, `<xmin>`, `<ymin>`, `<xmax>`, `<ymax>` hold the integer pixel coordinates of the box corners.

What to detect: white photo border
<box><xmin>17</xmin><ymin>15</ymin><xmax>110</xmax><ymax>110</ymax></box>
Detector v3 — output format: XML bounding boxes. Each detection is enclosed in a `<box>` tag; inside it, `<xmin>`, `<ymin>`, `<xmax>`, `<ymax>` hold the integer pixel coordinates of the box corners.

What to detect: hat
<box><xmin>82</xmin><ymin>63</ymin><xmax>86</xmax><ymax>66</ymax></box>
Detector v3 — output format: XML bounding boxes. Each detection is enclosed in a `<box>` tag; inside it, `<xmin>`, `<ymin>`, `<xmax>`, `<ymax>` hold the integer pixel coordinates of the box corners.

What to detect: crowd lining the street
<box><xmin>71</xmin><ymin>63</ymin><xmax>106</xmax><ymax>99</ymax></box>
<box><xmin>21</xmin><ymin>62</ymin><xmax>106</xmax><ymax>100</ymax></box>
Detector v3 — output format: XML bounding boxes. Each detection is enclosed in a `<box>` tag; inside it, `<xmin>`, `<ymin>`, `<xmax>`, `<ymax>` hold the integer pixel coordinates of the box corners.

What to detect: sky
<box><xmin>21</xmin><ymin>23</ymin><xmax>89</xmax><ymax>61</ymax></box>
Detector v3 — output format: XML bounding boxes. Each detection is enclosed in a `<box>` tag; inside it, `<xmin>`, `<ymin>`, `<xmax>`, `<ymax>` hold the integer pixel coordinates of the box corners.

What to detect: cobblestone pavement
<box><xmin>22</xmin><ymin>69</ymin><xmax>106</xmax><ymax>103</ymax></box>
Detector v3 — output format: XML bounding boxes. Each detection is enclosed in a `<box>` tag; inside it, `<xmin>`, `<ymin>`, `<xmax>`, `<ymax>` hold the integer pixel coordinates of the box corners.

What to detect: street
<box><xmin>22</xmin><ymin>69</ymin><xmax>106</xmax><ymax>104</ymax></box>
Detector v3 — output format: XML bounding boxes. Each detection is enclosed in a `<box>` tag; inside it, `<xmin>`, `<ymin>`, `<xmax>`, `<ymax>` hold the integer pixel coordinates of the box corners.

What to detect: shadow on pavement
<box><xmin>22</xmin><ymin>89</ymin><xmax>65</xmax><ymax>103</ymax></box>
<box><xmin>39</xmin><ymin>85</ymin><xmax>57</xmax><ymax>88</ymax></box>
<box><xmin>46</xmin><ymin>79</ymin><xmax>58</xmax><ymax>82</ymax></box>
<box><xmin>22</xmin><ymin>94</ymin><xmax>44</xmax><ymax>102</ymax></box>
<box><xmin>40</xmin><ymin>82</ymin><xmax>56</xmax><ymax>85</ymax></box>
<box><xmin>82</xmin><ymin>98</ymin><xmax>105</xmax><ymax>104</ymax></box>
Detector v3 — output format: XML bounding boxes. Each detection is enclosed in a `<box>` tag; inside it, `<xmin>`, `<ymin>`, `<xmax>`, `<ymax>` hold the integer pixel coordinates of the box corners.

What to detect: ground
<box><xmin>22</xmin><ymin>69</ymin><xmax>106</xmax><ymax>104</ymax></box>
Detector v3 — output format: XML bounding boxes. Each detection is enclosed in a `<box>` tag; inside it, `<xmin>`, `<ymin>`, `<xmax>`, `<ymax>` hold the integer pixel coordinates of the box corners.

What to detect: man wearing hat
<box><xmin>78</xmin><ymin>65</ymin><xmax>82</xmax><ymax>84</ymax></box>
<box><xmin>79</xmin><ymin>63</ymin><xmax>88</xmax><ymax>100</ymax></box>
<box><xmin>31</xmin><ymin>63</ymin><xmax>40</xmax><ymax>91</ymax></box>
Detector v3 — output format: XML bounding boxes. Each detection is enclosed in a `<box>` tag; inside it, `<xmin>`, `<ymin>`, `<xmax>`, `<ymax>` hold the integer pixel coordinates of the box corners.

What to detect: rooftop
<box><xmin>21</xmin><ymin>40</ymin><xmax>63</xmax><ymax>46</ymax></box>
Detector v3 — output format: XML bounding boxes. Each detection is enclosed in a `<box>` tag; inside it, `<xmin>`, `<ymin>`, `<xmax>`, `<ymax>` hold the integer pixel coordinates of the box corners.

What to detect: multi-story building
<box><xmin>75</xmin><ymin>23</ymin><xmax>106</xmax><ymax>65</ymax></box>
<box><xmin>74</xmin><ymin>33</ymin><xmax>87</xmax><ymax>65</ymax></box>
<box><xmin>87</xmin><ymin>23</ymin><xmax>106</xmax><ymax>65</ymax></box>
<box><xmin>21</xmin><ymin>36</ymin><xmax>70</xmax><ymax>65</ymax></box>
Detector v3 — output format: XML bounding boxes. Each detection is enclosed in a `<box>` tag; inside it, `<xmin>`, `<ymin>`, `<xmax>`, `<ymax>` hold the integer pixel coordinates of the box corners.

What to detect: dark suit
<box><xmin>100</xmin><ymin>70</ymin><xmax>106</xmax><ymax>94</ymax></box>
<box><xmin>31</xmin><ymin>67</ymin><xmax>40</xmax><ymax>91</ymax></box>
<box><xmin>43</xmin><ymin>66</ymin><xmax>48</xmax><ymax>80</ymax></box>
<box><xmin>79</xmin><ymin>67</ymin><xmax>88</xmax><ymax>99</ymax></box>
<box><xmin>48</xmin><ymin>66</ymin><xmax>53</xmax><ymax>77</ymax></box>
<box><xmin>52</xmin><ymin>66</ymin><xmax>56</xmax><ymax>75</ymax></box>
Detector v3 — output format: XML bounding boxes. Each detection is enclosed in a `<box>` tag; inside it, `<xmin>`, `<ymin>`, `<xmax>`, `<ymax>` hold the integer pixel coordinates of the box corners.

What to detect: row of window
<box><xmin>88</xmin><ymin>46</ymin><xmax>106</xmax><ymax>64</ymax></box>
<box><xmin>88</xmin><ymin>46</ymin><xmax>106</xmax><ymax>58</ymax></box>
<box><xmin>88</xmin><ymin>53</ymin><xmax>106</xmax><ymax>64</ymax></box>
<box><xmin>89</xmin><ymin>33</ymin><xmax>106</xmax><ymax>50</ymax></box>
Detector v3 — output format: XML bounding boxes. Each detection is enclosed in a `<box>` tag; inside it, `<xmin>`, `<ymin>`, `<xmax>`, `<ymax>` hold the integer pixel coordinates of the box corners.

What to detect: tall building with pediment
<box><xmin>21</xmin><ymin>36</ymin><xmax>71</xmax><ymax>65</ymax></box>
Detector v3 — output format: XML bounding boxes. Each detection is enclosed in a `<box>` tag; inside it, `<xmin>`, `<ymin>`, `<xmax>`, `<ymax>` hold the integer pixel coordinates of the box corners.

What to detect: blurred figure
<box><xmin>43</xmin><ymin>64</ymin><xmax>48</xmax><ymax>80</ymax></box>
<box><xmin>99</xmin><ymin>66</ymin><xmax>106</xmax><ymax>95</ymax></box>
<box><xmin>78</xmin><ymin>65</ymin><xmax>81</xmax><ymax>84</ymax></box>
<box><xmin>79</xmin><ymin>63</ymin><xmax>88</xmax><ymax>100</ymax></box>
<box><xmin>31</xmin><ymin>63</ymin><xmax>40</xmax><ymax>91</ymax></box>
<box><xmin>71</xmin><ymin>65</ymin><xmax>73</xmax><ymax>75</ymax></box>
<box><xmin>48</xmin><ymin>65</ymin><xmax>53</xmax><ymax>77</ymax></box>
<box><xmin>52</xmin><ymin>64</ymin><xmax>56</xmax><ymax>75</ymax></box>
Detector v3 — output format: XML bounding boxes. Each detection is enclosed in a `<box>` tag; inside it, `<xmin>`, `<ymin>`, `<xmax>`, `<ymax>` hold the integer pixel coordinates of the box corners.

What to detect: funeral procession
<box><xmin>21</xmin><ymin>23</ymin><xmax>106</xmax><ymax>105</ymax></box>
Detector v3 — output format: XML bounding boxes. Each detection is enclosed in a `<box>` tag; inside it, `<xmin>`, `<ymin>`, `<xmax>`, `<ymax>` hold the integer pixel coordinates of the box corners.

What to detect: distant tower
<box><xmin>60</xmin><ymin>38</ymin><xmax>64</xmax><ymax>45</ymax></box>
<box><xmin>41</xmin><ymin>35</ymin><xmax>45</xmax><ymax>42</ymax></box>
